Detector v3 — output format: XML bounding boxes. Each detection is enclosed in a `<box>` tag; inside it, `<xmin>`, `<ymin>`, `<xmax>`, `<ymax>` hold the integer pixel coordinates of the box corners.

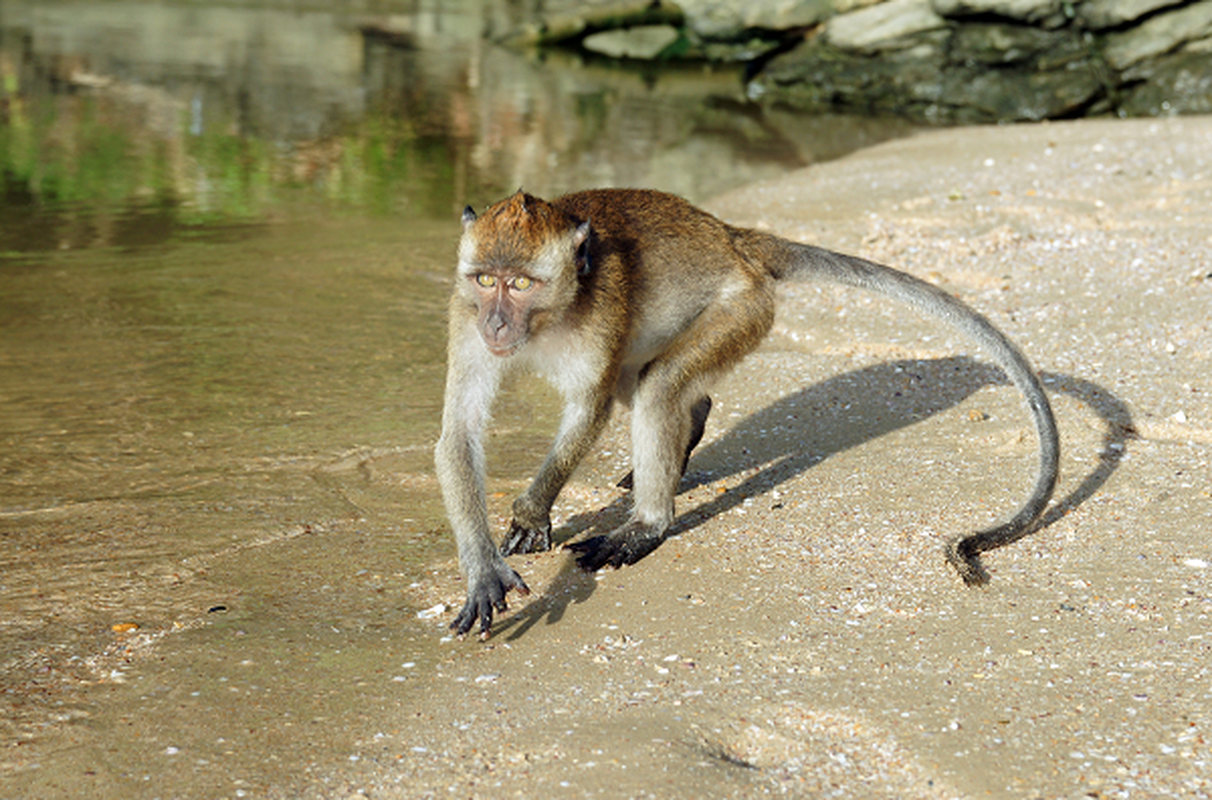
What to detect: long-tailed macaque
<box><xmin>434</xmin><ymin>189</ymin><xmax>1059</xmax><ymax>638</ymax></box>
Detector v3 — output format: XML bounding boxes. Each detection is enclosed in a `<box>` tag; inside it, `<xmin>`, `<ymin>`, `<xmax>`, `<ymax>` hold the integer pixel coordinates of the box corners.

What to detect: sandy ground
<box><xmin>372</xmin><ymin>115</ymin><xmax>1212</xmax><ymax>798</ymax></box>
<box><xmin>8</xmin><ymin>115</ymin><xmax>1212</xmax><ymax>798</ymax></box>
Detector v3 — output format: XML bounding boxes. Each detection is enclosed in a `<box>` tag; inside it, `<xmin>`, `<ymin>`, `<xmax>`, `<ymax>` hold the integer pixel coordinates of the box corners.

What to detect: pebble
<box><xmin>417</xmin><ymin>603</ymin><xmax>447</xmax><ymax>619</ymax></box>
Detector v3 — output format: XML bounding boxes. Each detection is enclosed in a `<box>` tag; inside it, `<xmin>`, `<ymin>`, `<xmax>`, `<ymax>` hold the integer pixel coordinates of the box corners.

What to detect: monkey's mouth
<box><xmin>484</xmin><ymin>340</ymin><xmax>523</xmax><ymax>358</ymax></box>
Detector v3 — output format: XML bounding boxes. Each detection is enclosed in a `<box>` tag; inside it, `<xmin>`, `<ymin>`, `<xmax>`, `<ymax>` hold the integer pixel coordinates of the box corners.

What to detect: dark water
<box><xmin>0</xmin><ymin>0</ymin><xmax>918</xmax><ymax>792</ymax></box>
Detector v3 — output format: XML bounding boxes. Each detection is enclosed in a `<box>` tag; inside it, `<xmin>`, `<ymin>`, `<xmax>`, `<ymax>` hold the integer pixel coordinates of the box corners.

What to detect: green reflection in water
<box><xmin>0</xmin><ymin>86</ymin><xmax>460</xmax><ymax>254</ymax></box>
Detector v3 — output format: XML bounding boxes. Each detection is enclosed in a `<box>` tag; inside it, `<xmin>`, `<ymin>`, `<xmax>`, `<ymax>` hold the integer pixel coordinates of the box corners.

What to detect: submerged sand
<box><xmin>9</xmin><ymin>115</ymin><xmax>1212</xmax><ymax>798</ymax></box>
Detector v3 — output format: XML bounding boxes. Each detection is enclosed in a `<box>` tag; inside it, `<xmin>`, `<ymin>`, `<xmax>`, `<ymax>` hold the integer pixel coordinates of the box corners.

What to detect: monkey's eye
<box><xmin>474</xmin><ymin>274</ymin><xmax>497</xmax><ymax>288</ymax></box>
<box><xmin>511</xmin><ymin>276</ymin><xmax>535</xmax><ymax>291</ymax></box>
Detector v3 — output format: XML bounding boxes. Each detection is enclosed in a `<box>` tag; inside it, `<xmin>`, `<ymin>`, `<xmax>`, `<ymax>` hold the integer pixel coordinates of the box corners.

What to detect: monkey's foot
<box><xmin>499</xmin><ymin>519</ymin><xmax>552</xmax><ymax>556</ymax></box>
<box><xmin>566</xmin><ymin>523</ymin><xmax>664</xmax><ymax>571</ymax></box>
<box><xmin>450</xmin><ymin>559</ymin><xmax>531</xmax><ymax>639</ymax></box>
<box><xmin>944</xmin><ymin>536</ymin><xmax>992</xmax><ymax>586</ymax></box>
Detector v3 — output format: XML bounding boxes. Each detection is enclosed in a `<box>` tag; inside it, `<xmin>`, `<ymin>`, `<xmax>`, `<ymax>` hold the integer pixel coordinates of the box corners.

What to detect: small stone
<box><xmin>417</xmin><ymin>604</ymin><xmax>446</xmax><ymax>620</ymax></box>
<box><xmin>582</xmin><ymin>26</ymin><xmax>679</xmax><ymax>60</ymax></box>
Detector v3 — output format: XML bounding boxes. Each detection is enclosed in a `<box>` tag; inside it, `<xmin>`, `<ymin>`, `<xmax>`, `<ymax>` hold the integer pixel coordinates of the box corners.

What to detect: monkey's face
<box><xmin>469</xmin><ymin>271</ymin><xmax>545</xmax><ymax>357</ymax></box>
<box><xmin>456</xmin><ymin>192</ymin><xmax>591</xmax><ymax>358</ymax></box>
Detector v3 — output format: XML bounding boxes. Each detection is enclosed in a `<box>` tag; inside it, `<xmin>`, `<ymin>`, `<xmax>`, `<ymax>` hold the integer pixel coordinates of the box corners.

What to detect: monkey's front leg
<box><xmin>434</xmin><ymin>350</ymin><xmax>533</xmax><ymax>637</ymax></box>
<box><xmin>435</xmin><ymin>424</ymin><xmax>531</xmax><ymax>637</ymax></box>
<box><xmin>500</xmin><ymin>393</ymin><xmax>614</xmax><ymax>556</ymax></box>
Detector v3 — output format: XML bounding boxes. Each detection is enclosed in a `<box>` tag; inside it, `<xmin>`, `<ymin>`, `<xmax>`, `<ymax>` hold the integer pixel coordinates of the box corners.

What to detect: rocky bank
<box><xmin>498</xmin><ymin>0</ymin><xmax>1212</xmax><ymax>122</ymax></box>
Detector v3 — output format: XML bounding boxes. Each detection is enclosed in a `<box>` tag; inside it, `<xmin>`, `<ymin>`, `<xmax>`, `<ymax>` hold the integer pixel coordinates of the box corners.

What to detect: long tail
<box><xmin>760</xmin><ymin>237</ymin><xmax>1060</xmax><ymax>584</ymax></box>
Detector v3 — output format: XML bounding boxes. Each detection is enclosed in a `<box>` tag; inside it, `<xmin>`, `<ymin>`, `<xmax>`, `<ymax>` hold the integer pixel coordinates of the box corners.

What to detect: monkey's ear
<box><xmin>574</xmin><ymin>220</ymin><xmax>592</xmax><ymax>277</ymax></box>
<box><xmin>461</xmin><ymin>206</ymin><xmax>477</xmax><ymax>229</ymax></box>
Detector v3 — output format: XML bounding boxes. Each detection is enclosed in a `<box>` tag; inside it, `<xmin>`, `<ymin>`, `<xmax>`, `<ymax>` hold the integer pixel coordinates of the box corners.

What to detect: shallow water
<box><xmin>0</xmin><ymin>0</ymin><xmax>919</xmax><ymax>791</ymax></box>
<box><xmin>0</xmin><ymin>214</ymin><xmax>456</xmax><ymax>783</ymax></box>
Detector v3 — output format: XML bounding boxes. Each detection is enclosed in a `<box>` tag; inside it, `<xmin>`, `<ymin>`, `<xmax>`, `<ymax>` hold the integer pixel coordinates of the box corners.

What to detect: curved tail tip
<box><xmin>945</xmin><ymin>536</ymin><xmax>992</xmax><ymax>587</ymax></box>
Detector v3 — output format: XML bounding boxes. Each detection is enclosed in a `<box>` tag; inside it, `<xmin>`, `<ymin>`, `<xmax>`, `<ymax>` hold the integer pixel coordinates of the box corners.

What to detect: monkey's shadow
<box><xmin>495</xmin><ymin>355</ymin><xmax>1132</xmax><ymax>641</ymax></box>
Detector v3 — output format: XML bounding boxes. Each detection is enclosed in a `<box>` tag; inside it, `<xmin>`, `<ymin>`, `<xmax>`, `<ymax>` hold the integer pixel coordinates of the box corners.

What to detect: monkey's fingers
<box><xmin>479</xmin><ymin>605</ymin><xmax>497</xmax><ymax>639</ymax></box>
<box><xmin>566</xmin><ymin>529</ymin><xmax>662</xmax><ymax>572</ymax></box>
<box><xmin>499</xmin><ymin>561</ymin><xmax>531</xmax><ymax>597</ymax></box>
<box><xmin>564</xmin><ymin>535</ymin><xmax>606</xmax><ymax>569</ymax></box>
<box><xmin>449</xmin><ymin>595</ymin><xmax>505</xmax><ymax>640</ymax></box>
<box><xmin>449</xmin><ymin>566</ymin><xmax>532</xmax><ymax>639</ymax></box>
<box><xmin>499</xmin><ymin>520</ymin><xmax>553</xmax><ymax>556</ymax></box>
<box><xmin>449</xmin><ymin>599</ymin><xmax>492</xmax><ymax>638</ymax></box>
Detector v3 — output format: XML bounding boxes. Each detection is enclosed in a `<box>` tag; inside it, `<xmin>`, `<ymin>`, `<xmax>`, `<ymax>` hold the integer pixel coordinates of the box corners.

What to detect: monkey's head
<box><xmin>456</xmin><ymin>192</ymin><xmax>591</xmax><ymax>357</ymax></box>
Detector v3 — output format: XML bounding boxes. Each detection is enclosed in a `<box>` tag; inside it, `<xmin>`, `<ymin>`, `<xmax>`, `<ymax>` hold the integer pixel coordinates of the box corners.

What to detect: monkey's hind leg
<box><xmin>572</xmin><ymin>287</ymin><xmax>772</xmax><ymax>572</ymax></box>
<box><xmin>616</xmin><ymin>395</ymin><xmax>712</xmax><ymax>490</ymax></box>
<box><xmin>566</xmin><ymin>518</ymin><xmax>668</xmax><ymax>569</ymax></box>
<box><xmin>568</xmin><ymin>374</ymin><xmax>698</xmax><ymax>571</ymax></box>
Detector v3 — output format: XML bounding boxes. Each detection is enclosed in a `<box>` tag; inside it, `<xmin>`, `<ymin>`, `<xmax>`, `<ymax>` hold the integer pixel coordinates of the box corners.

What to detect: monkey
<box><xmin>433</xmin><ymin>189</ymin><xmax>1059</xmax><ymax>638</ymax></box>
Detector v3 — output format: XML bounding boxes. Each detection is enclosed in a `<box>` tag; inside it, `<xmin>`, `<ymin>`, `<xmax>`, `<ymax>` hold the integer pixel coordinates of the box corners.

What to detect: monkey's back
<box><xmin>552</xmin><ymin>189</ymin><xmax>776</xmax><ymax>370</ymax></box>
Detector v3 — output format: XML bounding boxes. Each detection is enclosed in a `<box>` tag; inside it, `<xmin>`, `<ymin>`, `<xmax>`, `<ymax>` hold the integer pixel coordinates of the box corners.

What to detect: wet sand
<box><xmin>8</xmin><ymin>115</ymin><xmax>1212</xmax><ymax>797</ymax></box>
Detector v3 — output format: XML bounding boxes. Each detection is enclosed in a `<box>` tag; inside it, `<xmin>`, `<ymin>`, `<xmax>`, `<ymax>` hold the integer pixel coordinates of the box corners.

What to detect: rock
<box><xmin>1120</xmin><ymin>49</ymin><xmax>1212</xmax><ymax>115</ymax></box>
<box><xmin>676</xmin><ymin>0</ymin><xmax>837</xmax><ymax>40</ymax></box>
<box><xmin>503</xmin><ymin>0</ymin><xmax>684</xmax><ymax>46</ymax></box>
<box><xmin>949</xmin><ymin>22</ymin><xmax>1071</xmax><ymax>65</ymax></box>
<box><xmin>758</xmin><ymin>37</ymin><xmax>952</xmax><ymax>117</ymax></box>
<box><xmin>825</xmin><ymin>0</ymin><xmax>947</xmax><ymax>53</ymax></box>
<box><xmin>1104</xmin><ymin>2</ymin><xmax>1212</xmax><ymax>69</ymax></box>
<box><xmin>930</xmin><ymin>0</ymin><xmax>1066</xmax><ymax>25</ymax></box>
<box><xmin>583</xmin><ymin>25</ymin><xmax>681</xmax><ymax>58</ymax></box>
<box><xmin>696</xmin><ymin>38</ymin><xmax>787</xmax><ymax>61</ymax></box>
<box><xmin>942</xmin><ymin>61</ymin><xmax>1103</xmax><ymax>120</ymax></box>
<box><xmin>1080</xmin><ymin>0</ymin><xmax>1186</xmax><ymax>30</ymax></box>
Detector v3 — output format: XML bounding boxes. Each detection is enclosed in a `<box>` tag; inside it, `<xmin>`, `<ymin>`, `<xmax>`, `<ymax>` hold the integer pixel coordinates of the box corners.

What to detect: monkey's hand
<box><xmin>499</xmin><ymin>518</ymin><xmax>552</xmax><ymax>556</ymax></box>
<box><xmin>450</xmin><ymin>557</ymin><xmax>531</xmax><ymax>639</ymax></box>
<box><xmin>565</xmin><ymin>522</ymin><xmax>664</xmax><ymax>572</ymax></box>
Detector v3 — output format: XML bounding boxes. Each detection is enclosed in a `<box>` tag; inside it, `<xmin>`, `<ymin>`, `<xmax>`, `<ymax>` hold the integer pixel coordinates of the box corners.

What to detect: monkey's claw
<box><xmin>449</xmin><ymin>562</ymin><xmax>530</xmax><ymax>638</ymax></box>
<box><xmin>566</xmin><ymin>527</ymin><xmax>663</xmax><ymax>572</ymax></box>
<box><xmin>499</xmin><ymin>519</ymin><xmax>552</xmax><ymax>556</ymax></box>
